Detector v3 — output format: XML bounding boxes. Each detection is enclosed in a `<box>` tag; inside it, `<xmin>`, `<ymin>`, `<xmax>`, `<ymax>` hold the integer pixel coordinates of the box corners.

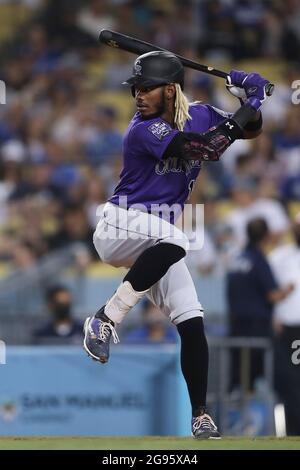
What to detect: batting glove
<box><xmin>227</xmin><ymin>69</ymin><xmax>270</xmax><ymax>110</ymax></box>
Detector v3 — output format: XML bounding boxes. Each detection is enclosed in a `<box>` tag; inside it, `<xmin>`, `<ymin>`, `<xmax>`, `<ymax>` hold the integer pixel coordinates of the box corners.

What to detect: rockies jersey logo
<box><xmin>225</xmin><ymin>121</ymin><xmax>234</xmax><ymax>130</ymax></box>
<box><xmin>155</xmin><ymin>157</ymin><xmax>201</xmax><ymax>176</ymax></box>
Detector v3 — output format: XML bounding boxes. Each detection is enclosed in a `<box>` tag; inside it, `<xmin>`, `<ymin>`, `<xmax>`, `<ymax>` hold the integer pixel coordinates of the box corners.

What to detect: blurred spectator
<box><xmin>190</xmin><ymin>75</ymin><xmax>215</xmax><ymax>104</ymax></box>
<box><xmin>226</xmin><ymin>218</ymin><xmax>294</xmax><ymax>391</ymax></box>
<box><xmin>274</xmin><ymin>106</ymin><xmax>300</xmax><ymax>200</ymax></box>
<box><xmin>280</xmin><ymin>0</ymin><xmax>300</xmax><ymax>61</ymax></box>
<box><xmin>221</xmin><ymin>139</ymin><xmax>252</xmax><ymax>175</ymax></box>
<box><xmin>199</xmin><ymin>0</ymin><xmax>235</xmax><ymax>60</ymax></box>
<box><xmin>269</xmin><ymin>214</ymin><xmax>300</xmax><ymax>435</ymax></box>
<box><xmin>147</xmin><ymin>9</ymin><xmax>178</xmax><ymax>52</ymax></box>
<box><xmin>233</xmin><ymin>153</ymin><xmax>256</xmax><ymax>179</ymax></box>
<box><xmin>1</xmin><ymin>140</ymin><xmax>26</xmax><ymax>163</ymax></box>
<box><xmin>0</xmin><ymin>140</ymin><xmax>26</xmax><ymax>223</ymax></box>
<box><xmin>185</xmin><ymin>228</ymin><xmax>218</xmax><ymax>275</ymax></box>
<box><xmin>8</xmin><ymin>161</ymin><xmax>60</xmax><ymax>202</ymax></box>
<box><xmin>85</xmin><ymin>174</ymin><xmax>107</xmax><ymax>229</ymax></box>
<box><xmin>181</xmin><ymin>208</ymin><xmax>218</xmax><ymax>275</ymax></box>
<box><xmin>33</xmin><ymin>285</ymin><xmax>83</xmax><ymax>345</ymax></box>
<box><xmin>262</xmin><ymin>5</ymin><xmax>284</xmax><ymax>58</ymax></box>
<box><xmin>41</xmin><ymin>1</ymin><xmax>97</xmax><ymax>51</ymax></box>
<box><xmin>273</xmin><ymin>106</ymin><xmax>300</xmax><ymax>153</ymax></box>
<box><xmin>24</xmin><ymin>23</ymin><xmax>62</xmax><ymax>74</ymax></box>
<box><xmin>173</xmin><ymin>0</ymin><xmax>200</xmax><ymax>53</ymax></box>
<box><xmin>124</xmin><ymin>300</ymin><xmax>177</xmax><ymax>344</ymax></box>
<box><xmin>250</xmin><ymin>133</ymin><xmax>283</xmax><ymax>186</ymax></box>
<box><xmin>12</xmin><ymin>240</ymin><xmax>40</xmax><ymax>270</ymax></box>
<box><xmin>226</xmin><ymin>176</ymin><xmax>290</xmax><ymax>250</ymax></box>
<box><xmin>102</xmin><ymin>50</ymin><xmax>133</xmax><ymax>90</ymax></box>
<box><xmin>84</xmin><ymin>105</ymin><xmax>122</xmax><ymax>167</ymax></box>
<box><xmin>77</xmin><ymin>0</ymin><xmax>116</xmax><ymax>39</ymax></box>
<box><xmin>232</xmin><ymin>0</ymin><xmax>266</xmax><ymax>59</ymax></box>
<box><xmin>46</xmin><ymin>202</ymin><xmax>95</xmax><ymax>259</ymax></box>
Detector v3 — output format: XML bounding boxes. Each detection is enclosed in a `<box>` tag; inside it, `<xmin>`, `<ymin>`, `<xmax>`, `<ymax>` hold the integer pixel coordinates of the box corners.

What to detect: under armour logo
<box><xmin>225</xmin><ymin>121</ymin><xmax>234</xmax><ymax>130</ymax></box>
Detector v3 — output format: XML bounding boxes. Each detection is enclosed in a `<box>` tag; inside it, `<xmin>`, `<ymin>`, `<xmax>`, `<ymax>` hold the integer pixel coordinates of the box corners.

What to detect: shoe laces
<box><xmin>99</xmin><ymin>321</ymin><xmax>119</xmax><ymax>344</ymax></box>
<box><xmin>193</xmin><ymin>414</ymin><xmax>217</xmax><ymax>431</ymax></box>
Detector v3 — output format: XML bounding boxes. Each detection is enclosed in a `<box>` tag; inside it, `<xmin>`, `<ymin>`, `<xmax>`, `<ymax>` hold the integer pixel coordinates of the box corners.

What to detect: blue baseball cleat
<box><xmin>192</xmin><ymin>408</ymin><xmax>221</xmax><ymax>439</ymax></box>
<box><xmin>83</xmin><ymin>306</ymin><xmax>119</xmax><ymax>363</ymax></box>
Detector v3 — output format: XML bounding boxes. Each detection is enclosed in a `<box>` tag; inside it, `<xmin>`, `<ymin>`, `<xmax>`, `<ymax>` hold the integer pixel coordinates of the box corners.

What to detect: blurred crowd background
<box><xmin>0</xmin><ymin>0</ymin><xmax>300</xmax><ymax>434</ymax></box>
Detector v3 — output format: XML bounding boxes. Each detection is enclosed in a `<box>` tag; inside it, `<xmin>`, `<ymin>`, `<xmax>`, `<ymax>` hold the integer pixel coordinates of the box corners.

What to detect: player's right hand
<box><xmin>227</xmin><ymin>70</ymin><xmax>271</xmax><ymax>111</ymax></box>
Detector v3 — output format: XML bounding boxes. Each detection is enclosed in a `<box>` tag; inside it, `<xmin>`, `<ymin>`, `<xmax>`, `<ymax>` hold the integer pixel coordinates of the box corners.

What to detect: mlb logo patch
<box><xmin>148</xmin><ymin>121</ymin><xmax>171</xmax><ymax>140</ymax></box>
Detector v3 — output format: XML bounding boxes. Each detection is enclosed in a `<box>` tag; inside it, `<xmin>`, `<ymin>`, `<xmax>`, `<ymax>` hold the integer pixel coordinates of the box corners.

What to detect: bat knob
<box><xmin>99</xmin><ymin>29</ymin><xmax>113</xmax><ymax>44</ymax></box>
<box><xmin>265</xmin><ymin>83</ymin><xmax>274</xmax><ymax>97</ymax></box>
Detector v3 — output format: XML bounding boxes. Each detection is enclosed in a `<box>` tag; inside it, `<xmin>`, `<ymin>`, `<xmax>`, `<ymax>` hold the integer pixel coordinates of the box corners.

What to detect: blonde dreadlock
<box><xmin>174</xmin><ymin>83</ymin><xmax>192</xmax><ymax>131</ymax></box>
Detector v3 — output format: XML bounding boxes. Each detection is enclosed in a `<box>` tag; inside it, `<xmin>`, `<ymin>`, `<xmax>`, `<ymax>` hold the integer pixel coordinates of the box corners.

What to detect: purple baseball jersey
<box><xmin>109</xmin><ymin>103</ymin><xmax>230</xmax><ymax>220</ymax></box>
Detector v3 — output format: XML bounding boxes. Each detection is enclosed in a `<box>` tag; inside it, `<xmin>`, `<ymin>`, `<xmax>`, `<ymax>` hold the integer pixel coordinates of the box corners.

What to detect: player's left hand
<box><xmin>227</xmin><ymin>70</ymin><xmax>270</xmax><ymax>110</ymax></box>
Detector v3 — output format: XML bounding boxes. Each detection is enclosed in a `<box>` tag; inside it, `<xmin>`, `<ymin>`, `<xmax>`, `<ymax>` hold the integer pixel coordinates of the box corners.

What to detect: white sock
<box><xmin>104</xmin><ymin>281</ymin><xmax>148</xmax><ymax>324</ymax></box>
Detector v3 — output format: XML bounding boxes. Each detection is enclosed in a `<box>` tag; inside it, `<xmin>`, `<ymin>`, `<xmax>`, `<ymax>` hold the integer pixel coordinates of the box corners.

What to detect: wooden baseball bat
<box><xmin>99</xmin><ymin>29</ymin><xmax>274</xmax><ymax>96</ymax></box>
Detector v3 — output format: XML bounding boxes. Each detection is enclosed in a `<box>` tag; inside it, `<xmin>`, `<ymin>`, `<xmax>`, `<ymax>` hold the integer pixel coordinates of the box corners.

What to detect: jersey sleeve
<box><xmin>128</xmin><ymin>120</ymin><xmax>180</xmax><ymax>160</ymax></box>
<box><xmin>207</xmin><ymin>105</ymin><xmax>233</xmax><ymax>129</ymax></box>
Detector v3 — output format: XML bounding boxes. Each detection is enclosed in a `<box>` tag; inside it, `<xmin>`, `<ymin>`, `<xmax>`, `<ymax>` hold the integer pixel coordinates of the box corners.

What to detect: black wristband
<box><xmin>218</xmin><ymin>118</ymin><xmax>243</xmax><ymax>142</ymax></box>
<box><xmin>243</xmin><ymin>112</ymin><xmax>263</xmax><ymax>132</ymax></box>
<box><xmin>232</xmin><ymin>103</ymin><xmax>257</xmax><ymax>128</ymax></box>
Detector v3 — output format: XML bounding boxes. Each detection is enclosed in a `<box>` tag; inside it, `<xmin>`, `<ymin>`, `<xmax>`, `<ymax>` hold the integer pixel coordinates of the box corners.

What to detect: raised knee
<box><xmin>161</xmin><ymin>233</ymin><xmax>189</xmax><ymax>253</ymax></box>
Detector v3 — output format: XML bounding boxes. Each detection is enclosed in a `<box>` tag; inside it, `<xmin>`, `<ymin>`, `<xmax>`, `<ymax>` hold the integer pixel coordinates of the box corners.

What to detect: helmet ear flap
<box><xmin>131</xmin><ymin>86</ymin><xmax>135</xmax><ymax>97</ymax></box>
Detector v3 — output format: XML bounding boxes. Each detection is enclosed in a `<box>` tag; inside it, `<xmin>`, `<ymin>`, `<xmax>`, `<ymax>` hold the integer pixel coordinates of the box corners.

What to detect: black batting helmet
<box><xmin>123</xmin><ymin>51</ymin><xmax>184</xmax><ymax>96</ymax></box>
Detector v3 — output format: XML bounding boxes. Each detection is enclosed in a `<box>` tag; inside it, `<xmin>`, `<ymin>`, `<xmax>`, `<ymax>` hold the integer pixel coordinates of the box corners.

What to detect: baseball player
<box><xmin>83</xmin><ymin>51</ymin><xmax>270</xmax><ymax>438</ymax></box>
